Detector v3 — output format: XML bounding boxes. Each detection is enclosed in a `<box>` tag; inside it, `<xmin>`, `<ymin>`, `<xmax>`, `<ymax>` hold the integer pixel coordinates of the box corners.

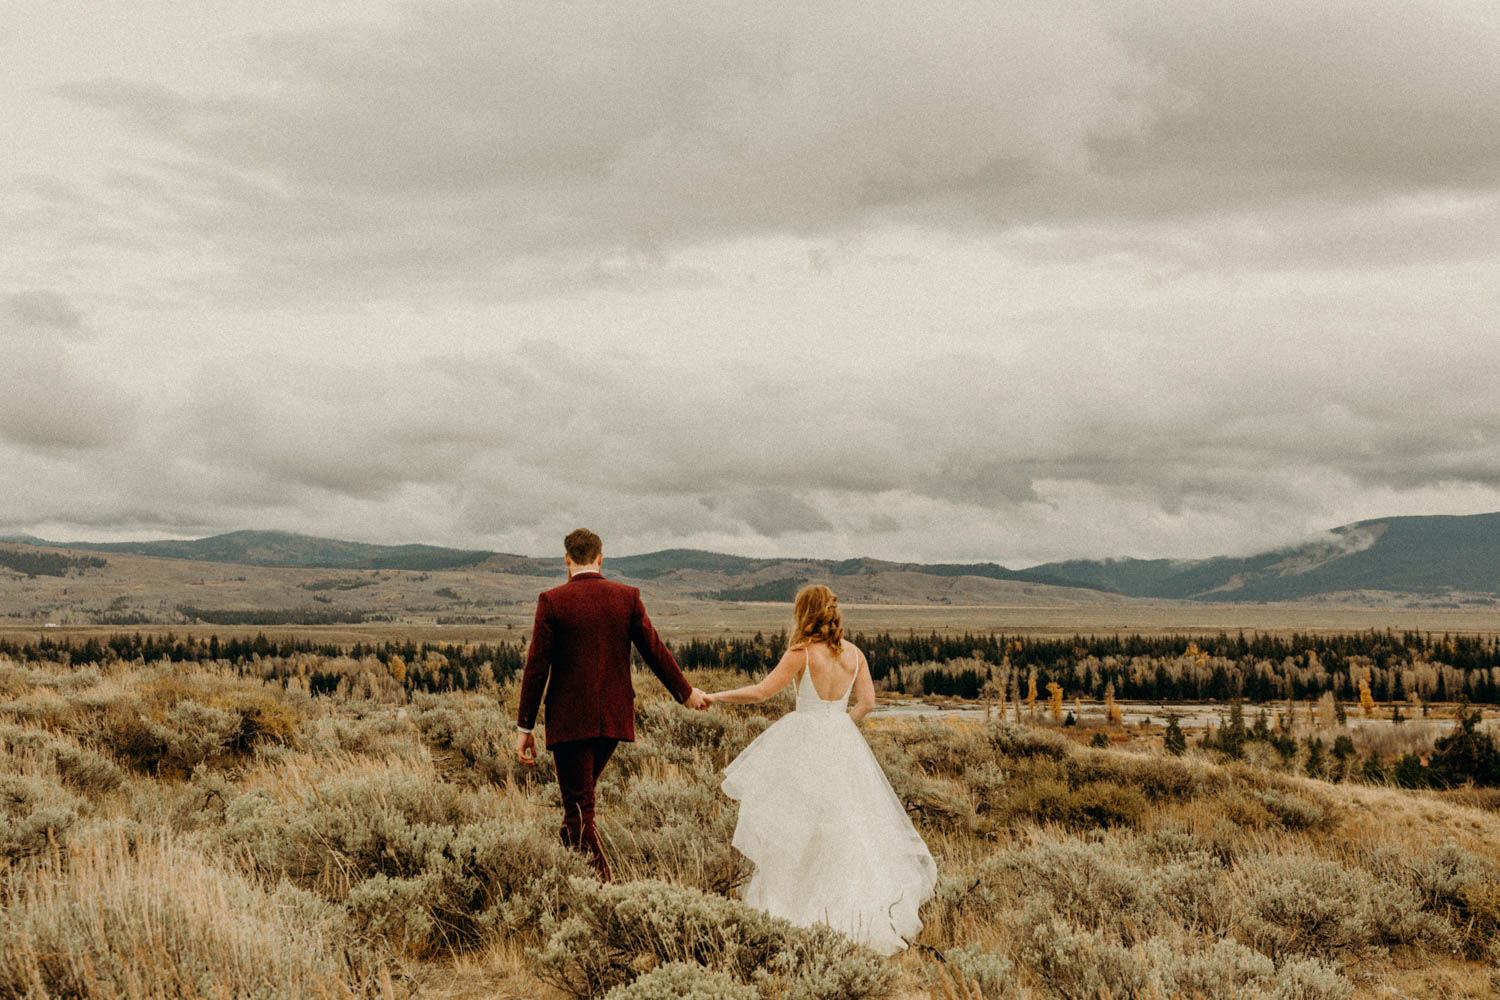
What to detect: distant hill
<box><xmin>1017</xmin><ymin>513</ymin><xmax>1500</xmax><ymax>601</ymax></box>
<box><xmin>11</xmin><ymin>511</ymin><xmax>1500</xmax><ymax>602</ymax></box>
<box><xmin>18</xmin><ymin>530</ymin><xmax>496</xmax><ymax>572</ymax></box>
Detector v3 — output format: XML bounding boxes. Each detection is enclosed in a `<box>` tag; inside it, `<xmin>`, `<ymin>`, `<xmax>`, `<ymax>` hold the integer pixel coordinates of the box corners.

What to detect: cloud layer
<box><xmin>3</xmin><ymin>1</ymin><xmax>1499</xmax><ymax>563</ymax></box>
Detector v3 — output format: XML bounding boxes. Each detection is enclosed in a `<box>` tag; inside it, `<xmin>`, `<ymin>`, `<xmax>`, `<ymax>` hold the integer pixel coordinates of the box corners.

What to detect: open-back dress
<box><xmin>720</xmin><ymin>648</ymin><xmax>937</xmax><ymax>955</ymax></box>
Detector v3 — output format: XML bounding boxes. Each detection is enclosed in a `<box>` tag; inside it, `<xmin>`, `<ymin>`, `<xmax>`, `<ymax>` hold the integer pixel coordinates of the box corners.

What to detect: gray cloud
<box><xmin>17</xmin><ymin>331</ymin><xmax>1464</xmax><ymax>559</ymax></box>
<box><xmin>2</xmin><ymin>291</ymin><xmax>87</xmax><ymax>338</ymax></box>
<box><xmin>0</xmin><ymin>292</ymin><xmax>138</xmax><ymax>451</ymax></box>
<box><xmin>6</xmin><ymin>4</ymin><xmax>1500</xmax><ymax>563</ymax></box>
<box><xmin>55</xmin><ymin>0</ymin><xmax>1500</xmax><ymax>300</ymax></box>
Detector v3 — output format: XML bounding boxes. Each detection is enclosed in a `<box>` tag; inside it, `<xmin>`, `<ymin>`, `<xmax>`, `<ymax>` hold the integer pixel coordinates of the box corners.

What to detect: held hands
<box><xmin>514</xmin><ymin>729</ymin><xmax>537</xmax><ymax>766</ymax></box>
<box><xmin>686</xmin><ymin>687</ymin><xmax>712</xmax><ymax>711</ymax></box>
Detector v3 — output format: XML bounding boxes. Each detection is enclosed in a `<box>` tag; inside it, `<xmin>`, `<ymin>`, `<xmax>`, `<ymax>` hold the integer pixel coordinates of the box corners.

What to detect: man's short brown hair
<box><xmin>564</xmin><ymin>528</ymin><xmax>602</xmax><ymax>565</ymax></box>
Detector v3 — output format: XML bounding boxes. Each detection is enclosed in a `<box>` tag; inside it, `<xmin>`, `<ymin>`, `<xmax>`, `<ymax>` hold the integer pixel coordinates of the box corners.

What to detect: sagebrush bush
<box><xmin>985</xmin><ymin>836</ymin><xmax>1160</xmax><ymax>939</ymax></box>
<box><xmin>1240</xmin><ymin>854</ymin><xmax>1458</xmax><ymax>958</ymax></box>
<box><xmin>603</xmin><ymin>962</ymin><xmax>758</xmax><ymax>1000</ymax></box>
<box><xmin>0</xmin><ymin>772</ymin><xmax>79</xmax><ymax>861</ymax></box>
<box><xmin>219</xmin><ymin>766</ymin><xmax>478</xmax><ymax>887</ymax></box>
<box><xmin>1003</xmin><ymin>776</ymin><xmax>1147</xmax><ymax>828</ymax></box>
<box><xmin>1016</xmin><ymin>894</ymin><xmax>1354</xmax><ymax>1000</ymax></box>
<box><xmin>1017</xmin><ymin>899</ymin><xmax>1148</xmax><ymax>1000</ymax></box>
<box><xmin>866</xmin><ymin>736</ymin><xmax>973</xmax><ymax>830</ymax></box>
<box><xmin>633</xmin><ymin>698</ymin><xmax>768</xmax><ymax>770</ymax></box>
<box><xmin>0</xmin><ymin>722</ymin><xmax>124</xmax><ymax>795</ymax></box>
<box><xmin>1250</xmin><ymin>787</ymin><xmax>1330</xmax><ymax>830</ymax></box>
<box><xmin>980</xmin><ymin>829</ymin><xmax>1234</xmax><ymax>940</ymax></box>
<box><xmin>600</xmin><ymin>771</ymin><xmax>746</xmax><ymax>893</ymax></box>
<box><xmin>1066</xmin><ymin>748</ymin><xmax>1214</xmax><ymax>802</ymax></box>
<box><xmin>410</xmin><ymin>693</ymin><xmax>542</xmax><ymax>785</ymax></box>
<box><xmin>1366</xmin><ymin>842</ymin><xmax>1500</xmax><ymax>958</ymax></box>
<box><xmin>348</xmin><ymin>814</ymin><xmax>590</xmax><ymax>956</ymax></box>
<box><xmin>220</xmin><ymin>763</ymin><xmax>589</xmax><ymax>955</ymax></box>
<box><xmin>531</xmin><ymin>878</ymin><xmax>894</xmax><ymax>1000</ymax></box>
<box><xmin>929</xmin><ymin>942</ymin><xmax>1013</xmax><ymax>999</ymax></box>
<box><xmin>1267</xmin><ymin>958</ymin><xmax>1356</xmax><ymax>1000</ymax></box>
<box><xmin>307</xmin><ymin>709</ymin><xmax>418</xmax><ymax>759</ymax></box>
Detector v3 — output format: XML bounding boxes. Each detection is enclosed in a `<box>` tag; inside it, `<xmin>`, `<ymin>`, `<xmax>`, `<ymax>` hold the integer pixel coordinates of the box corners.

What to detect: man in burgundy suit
<box><xmin>514</xmin><ymin>528</ymin><xmax>708</xmax><ymax>880</ymax></box>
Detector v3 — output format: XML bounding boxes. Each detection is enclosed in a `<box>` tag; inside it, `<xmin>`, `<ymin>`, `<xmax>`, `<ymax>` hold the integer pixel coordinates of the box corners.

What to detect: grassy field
<box><xmin>7</xmin><ymin>542</ymin><xmax>1500</xmax><ymax>642</ymax></box>
<box><xmin>2</xmin><ymin>641</ymin><xmax>1498</xmax><ymax>999</ymax></box>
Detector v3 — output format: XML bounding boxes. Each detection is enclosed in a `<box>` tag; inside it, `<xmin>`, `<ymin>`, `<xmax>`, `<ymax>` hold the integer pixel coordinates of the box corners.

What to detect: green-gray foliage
<box><xmin>531</xmin><ymin>878</ymin><xmax>893</xmax><ymax>1000</ymax></box>
<box><xmin>603</xmin><ymin>962</ymin><xmax>758</xmax><ymax>1000</ymax></box>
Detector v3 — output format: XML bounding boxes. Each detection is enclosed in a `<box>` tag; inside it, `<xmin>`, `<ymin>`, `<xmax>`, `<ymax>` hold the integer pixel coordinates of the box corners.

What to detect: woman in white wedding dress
<box><xmin>706</xmin><ymin>585</ymin><xmax>937</xmax><ymax>955</ymax></box>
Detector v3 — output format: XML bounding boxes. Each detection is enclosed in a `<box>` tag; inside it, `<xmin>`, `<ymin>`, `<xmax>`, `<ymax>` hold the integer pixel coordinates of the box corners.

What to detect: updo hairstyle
<box><xmin>790</xmin><ymin>584</ymin><xmax>842</xmax><ymax>654</ymax></box>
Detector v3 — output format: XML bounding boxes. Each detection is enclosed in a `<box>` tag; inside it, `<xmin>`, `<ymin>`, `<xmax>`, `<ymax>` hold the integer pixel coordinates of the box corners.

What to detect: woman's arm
<box><xmin>848</xmin><ymin>647</ymin><xmax>875</xmax><ymax>723</ymax></box>
<box><xmin>707</xmin><ymin>647</ymin><xmax>802</xmax><ymax>705</ymax></box>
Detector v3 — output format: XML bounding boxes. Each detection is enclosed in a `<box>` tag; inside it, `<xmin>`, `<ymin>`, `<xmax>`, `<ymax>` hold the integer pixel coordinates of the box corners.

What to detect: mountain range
<box><xmin>5</xmin><ymin>511</ymin><xmax>1498</xmax><ymax>604</ymax></box>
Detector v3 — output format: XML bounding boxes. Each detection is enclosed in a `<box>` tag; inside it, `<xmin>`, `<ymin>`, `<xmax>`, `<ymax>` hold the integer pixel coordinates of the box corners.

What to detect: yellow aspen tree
<box><xmin>1359</xmin><ymin>672</ymin><xmax>1375</xmax><ymax>718</ymax></box>
<box><xmin>1026</xmin><ymin>668</ymin><xmax>1038</xmax><ymax>720</ymax></box>
<box><xmin>1104</xmin><ymin>681</ymin><xmax>1122</xmax><ymax>725</ymax></box>
<box><xmin>1046</xmin><ymin>681</ymin><xmax>1064</xmax><ymax>721</ymax></box>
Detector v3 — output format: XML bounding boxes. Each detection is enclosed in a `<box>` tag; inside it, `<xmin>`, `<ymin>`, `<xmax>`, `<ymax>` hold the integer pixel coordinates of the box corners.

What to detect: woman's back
<box><xmin>797</xmin><ymin>640</ymin><xmax>861</xmax><ymax>701</ymax></box>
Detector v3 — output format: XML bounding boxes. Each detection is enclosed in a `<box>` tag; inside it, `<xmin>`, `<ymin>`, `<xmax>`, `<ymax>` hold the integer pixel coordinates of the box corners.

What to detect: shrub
<box><xmin>1251</xmin><ymin>788</ymin><xmax>1329</xmax><ymax>831</ymax></box>
<box><xmin>409</xmin><ymin>694</ymin><xmax>531</xmax><ymax>786</ymax></box>
<box><xmin>867</xmin><ymin>739</ymin><xmax>973</xmax><ymax>830</ymax></box>
<box><xmin>1144</xmin><ymin>936</ymin><xmax>1274</xmax><ymax>997</ymax></box>
<box><xmin>220</xmin><ymin>765</ymin><xmax>589</xmax><ymax>955</ymax></box>
<box><xmin>530</xmin><ymin>878</ymin><xmax>893</xmax><ymax>1000</ymax></box>
<box><xmin>0</xmin><ymin>772</ymin><xmax>78</xmax><ymax>861</ymax></box>
<box><xmin>0</xmin><ymin>723</ymin><xmax>123</xmax><ymax>795</ymax></box>
<box><xmin>1004</xmin><ymin>778</ymin><xmax>1146</xmax><ymax>829</ymax></box>
<box><xmin>1368</xmin><ymin>843</ymin><xmax>1500</xmax><ymax>958</ymax></box>
<box><xmin>1267</xmin><ymin>958</ymin><xmax>1355</xmax><ymax>1000</ymax></box>
<box><xmin>1240</xmin><ymin>855</ymin><xmax>1457</xmax><ymax>959</ymax></box>
<box><xmin>604</xmin><ymin>962</ymin><xmax>758</xmax><ymax>1000</ymax></box>
<box><xmin>1064</xmin><ymin>750</ymin><xmax>1212</xmax><ymax>803</ymax></box>
<box><xmin>345</xmin><ymin>816</ymin><xmax>592</xmax><ymax>956</ymax></box>
<box><xmin>1017</xmin><ymin>899</ymin><xmax>1148</xmax><ymax>1000</ymax></box>
<box><xmin>986</xmin><ymin>837</ymin><xmax>1159</xmax><ymax>939</ymax></box>
<box><xmin>930</xmin><ymin>942</ymin><xmax>1013</xmax><ymax>999</ymax></box>
<box><xmin>600</xmin><ymin>773</ymin><xmax>745</xmax><ymax>893</ymax></box>
<box><xmin>983</xmin><ymin>720</ymin><xmax>1068</xmax><ymax>760</ymax></box>
<box><xmin>633</xmin><ymin>699</ymin><xmax>767</xmax><ymax>770</ymax></box>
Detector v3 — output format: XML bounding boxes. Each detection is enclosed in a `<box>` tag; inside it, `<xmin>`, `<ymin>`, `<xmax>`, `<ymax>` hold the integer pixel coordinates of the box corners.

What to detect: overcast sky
<box><xmin>3</xmin><ymin>1</ymin><xmax>1499</xmax><ymax>565</ymax></box>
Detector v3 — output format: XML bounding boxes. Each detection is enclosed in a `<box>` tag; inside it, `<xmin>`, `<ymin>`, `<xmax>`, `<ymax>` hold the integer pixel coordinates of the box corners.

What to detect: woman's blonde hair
<box><xmin>790</xmin><ymin>584</ymin><xmax>842</xmax><ymax>653</ymax></box>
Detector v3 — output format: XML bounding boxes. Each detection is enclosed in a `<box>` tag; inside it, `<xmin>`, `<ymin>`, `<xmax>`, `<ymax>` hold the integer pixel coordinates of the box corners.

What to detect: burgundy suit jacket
<box><xmin>516</xmin><ymin>572</ymin><xmax>693</xmax><ymax>748</ymax></box>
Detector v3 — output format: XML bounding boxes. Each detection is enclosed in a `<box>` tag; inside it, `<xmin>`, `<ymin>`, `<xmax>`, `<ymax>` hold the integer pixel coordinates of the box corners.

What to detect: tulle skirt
<box><xmin>721</xmin><ymin>709</ymin><xmax>937</xmax><ymax>955</ymax></box>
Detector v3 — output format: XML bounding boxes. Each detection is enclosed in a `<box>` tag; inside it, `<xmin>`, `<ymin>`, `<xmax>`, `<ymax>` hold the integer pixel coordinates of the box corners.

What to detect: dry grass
<box><xmin>0</xmin><ymin>831</ymin><xmax>394</xmax><ymax>998</ymax></box>
<box><xmin>1</xmin><ymin>653</ymin><xmax>1497</xmax><ymax>999</ymax></box>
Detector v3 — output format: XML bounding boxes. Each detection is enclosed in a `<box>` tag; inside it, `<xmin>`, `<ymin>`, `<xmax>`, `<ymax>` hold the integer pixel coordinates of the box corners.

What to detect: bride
<box><xmin>706</xmin><ymin>585</ymin><xmax>937</xmax><ymax>955</ymax></box>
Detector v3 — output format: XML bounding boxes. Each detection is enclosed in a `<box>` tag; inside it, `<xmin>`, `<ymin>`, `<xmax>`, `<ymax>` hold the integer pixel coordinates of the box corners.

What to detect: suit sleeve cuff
<box><xmin>517</xmin><ymin>723</ymin><xmax>534</xmax><ymax>734</ymax></box>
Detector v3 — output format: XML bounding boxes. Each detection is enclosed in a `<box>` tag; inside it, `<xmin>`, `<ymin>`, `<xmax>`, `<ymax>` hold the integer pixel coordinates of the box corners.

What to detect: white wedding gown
<box><xmin>720</xmin><ymin>652</ymin><xmax>937</xmax><ymax>955</ymax></box>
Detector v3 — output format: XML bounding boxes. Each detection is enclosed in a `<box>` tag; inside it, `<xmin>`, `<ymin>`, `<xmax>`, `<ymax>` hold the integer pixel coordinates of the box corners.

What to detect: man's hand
<box><xmin>515</xmin><ymin>730</ymin><xmax>537</xmax><ymax>766</ymax></box>
<box><xmin>686</xmin><ymin>687</ymin><xmax>710</xmax><ymax>711</ymax></box>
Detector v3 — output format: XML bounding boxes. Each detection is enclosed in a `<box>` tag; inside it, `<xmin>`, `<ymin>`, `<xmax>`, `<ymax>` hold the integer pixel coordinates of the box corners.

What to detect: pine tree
<box><xmin>1164</xmin><ymin>713</ymin><xmax>1187</xmax><ymax>756</ymax></box>
<box><xmin>1223</xmin><ymin>700</ymin><xmax>1247</xmax><ymax>759</ymax></box>
<box><xmin>1305</xmin><ymin>736</ymin><xmax>1326</xmax><ymax>779</ymax></box>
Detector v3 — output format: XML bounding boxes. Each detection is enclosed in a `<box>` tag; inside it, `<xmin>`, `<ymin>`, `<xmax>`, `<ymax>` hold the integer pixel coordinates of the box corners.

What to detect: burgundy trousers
<box><xmin>551</xmin><ymin>737</ymin><xmax>619</xmax><ymax>881</ymax></box>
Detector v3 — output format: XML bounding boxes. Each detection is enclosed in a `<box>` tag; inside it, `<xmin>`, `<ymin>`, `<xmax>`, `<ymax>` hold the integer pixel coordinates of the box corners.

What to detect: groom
<box><xmin>514</xmin><ymin>527</ymin><xmax>708</xmax><ymax>880</ymax></box>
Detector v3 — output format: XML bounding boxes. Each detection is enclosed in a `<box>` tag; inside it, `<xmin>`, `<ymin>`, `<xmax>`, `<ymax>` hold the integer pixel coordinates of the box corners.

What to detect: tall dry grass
<box><xmin>2</xmin><ymin>652</ymin><xmax>1498</xmax><ymax>999</ymax></box>
<box><xmin>0</xmin><ymin>831</ymin><xmax>393</xmax><ymax>999</ymax></box>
